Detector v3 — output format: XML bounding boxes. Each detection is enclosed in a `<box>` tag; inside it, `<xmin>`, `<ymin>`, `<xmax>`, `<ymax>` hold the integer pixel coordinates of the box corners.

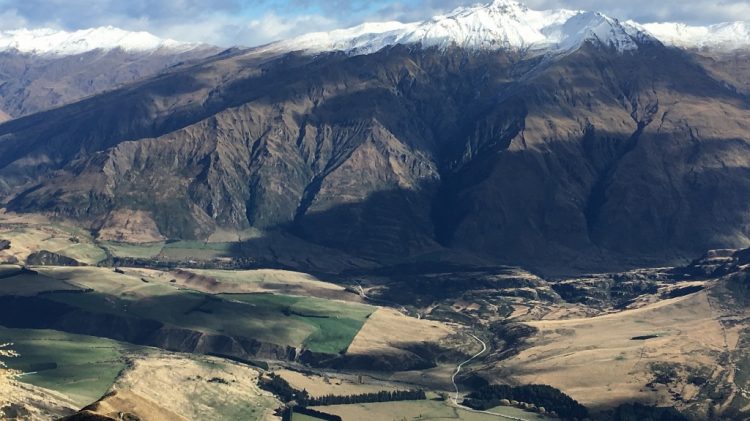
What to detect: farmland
<box><xmin>104</xmin><ymin>353</ymin><xmax>279</xmax><ymax>420</ymax></box>
<box><xmin>320</xmin><ymin>399</ymin><xmax>553</xmax><ymax>420</ymax></box>
<box><xmin>0</xmin><ymin>325</ymin><xmax>279</xmax><ymax>420</ymax></box>
<box><xmin>1</xmin><ymin>266</ymin><xmax>375</xmax><ymax>355</ymax></box>
<box><xmin>0</xmin><ymin>326</ymin><xmax>138</xmax><ymax>407</ymax></box>
<box><xmin>0</xmin><ymin>220</ymin><xmax>107</xmax><ymax>266</ymax></box>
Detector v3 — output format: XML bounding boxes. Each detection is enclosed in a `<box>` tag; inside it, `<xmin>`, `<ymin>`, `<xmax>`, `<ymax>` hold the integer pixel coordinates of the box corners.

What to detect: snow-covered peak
<box><xmin>632</xmin><ymin>21</ymin><xmax>750</xmax><ymax>51</ymax></box>
<box><xmin>264</xmin><ymin>0</ymin><xmax>649</xmax><ymax>56</ymax></box>
<box><xmin>274</xmin><ymin>21</ymin><xmax>412</xmax><ymax>56</ymax></box>
<box><xmin>0</xmin><ymin>26</ymin><xmax>201</xmax><ymax>56</ymax></box>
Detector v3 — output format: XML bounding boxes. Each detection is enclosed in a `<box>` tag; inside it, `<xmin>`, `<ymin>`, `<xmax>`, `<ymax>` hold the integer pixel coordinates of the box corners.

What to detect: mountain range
<box><xmin>0</xmin><ymin>26</ymin><xmax>220</xmax><ymax>119</ymax></box>
<box><xmin>0</xmin><ymin>0</ymin><xmax>749</xmax><ymax>274</ymax></box>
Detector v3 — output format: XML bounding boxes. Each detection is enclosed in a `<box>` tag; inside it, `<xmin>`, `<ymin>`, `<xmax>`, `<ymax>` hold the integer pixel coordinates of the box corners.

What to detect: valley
<box><xmin>0</xmin><ymin>1</ymin><xmax>749</xmax><ymax>420</ymax></box>
<box><xmin>2</xmin><ymin>213</ymin><xmax>750</xmax><ymax>420</ymax></box>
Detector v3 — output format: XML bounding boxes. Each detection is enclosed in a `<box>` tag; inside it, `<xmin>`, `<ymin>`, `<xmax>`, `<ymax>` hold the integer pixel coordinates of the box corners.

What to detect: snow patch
<box><xmin>0</xmin><ymin>26</ymin><xmax>202</xmax><ymax>56</ymax></box>
<box><xmin>633</xmin><ymin>21</ymin><xmax>750</xmax><ymax>51</ymax></box>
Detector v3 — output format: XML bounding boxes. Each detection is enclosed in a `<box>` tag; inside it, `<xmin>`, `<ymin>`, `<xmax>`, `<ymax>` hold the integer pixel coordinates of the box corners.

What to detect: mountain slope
<box><xmin>0</xmin><ymin>27</ymin><xmax>219</xmax><ymax>118</ymax></box>
<box><xmin>0</xmin><ymin>4</ymin><xmax>748</xmax><ymax>272</ymax></box>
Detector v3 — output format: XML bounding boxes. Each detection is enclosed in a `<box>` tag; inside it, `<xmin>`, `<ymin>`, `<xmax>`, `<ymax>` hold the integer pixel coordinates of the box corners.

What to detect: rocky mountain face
<box><xmin>0</xmin><ymin>27</ymin><xmax>220</xmax><ymax>118</ymax></box>
<box><xmin>0</xmin><ymin>5</ymin><xmax>748</xmax><ymax>273</ymax></box>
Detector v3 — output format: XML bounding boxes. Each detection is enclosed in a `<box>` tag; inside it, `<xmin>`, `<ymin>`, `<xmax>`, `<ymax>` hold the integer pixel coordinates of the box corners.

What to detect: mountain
<box><xmin>0</xmin><ymin>26</ymin><xmax>198</xmax><ymax>55</ymax></box>
<box><xmin>0</xmin><ymin>26</ymin><xmax>220</xmax><ymax>118</ymax></box>
<box><xmin>0</xmin><ymin>1</ymin><xmax>749</xmax><ymax>273</ymax></box>
<box><xmin>633</xmin><ymin>21</ymin><xmax>750</xmax><ymax>51</ymax></box>
<box><xmin>265</xmin><ymin>1</ymin><xmax>748</xmax><ymax>56</ymax></box>
<box><xmin>265</xmin><ymin>0</ymin><xmax>649</xmax><ymax>55</ymax></box>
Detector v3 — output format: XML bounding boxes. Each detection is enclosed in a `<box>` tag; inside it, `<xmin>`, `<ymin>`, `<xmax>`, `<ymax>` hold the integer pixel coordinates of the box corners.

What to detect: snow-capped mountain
<box><xmin>265</xmin><ymin>0</ymin><xmax>651</xmax><ymax>56</ymax></box>
<box><xmin>633</xmin><ymin>21</ymin><xmax>750</xmax><ymax>51</ymax></box>
<box><xmin>0</xmin><ymin>27</ymin><xmax>220</xmax><ymax>118</ymax></box>
<box><xmin>0</xmin><ymin>26</ymin><xmax>203</xmax><ymax>56</ymax></box>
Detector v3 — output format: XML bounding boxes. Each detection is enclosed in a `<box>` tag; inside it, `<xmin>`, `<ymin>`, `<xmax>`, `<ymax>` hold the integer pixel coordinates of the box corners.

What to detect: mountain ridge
<box><xmin>0</xmin><ymin>26</ymin><xmax>209</xmax><ymax>56</ymax></box>
<box><xmin>260</xmin><ymin>0</ymin><xmax>750</xmax><ymax>56</ymax></box>
<box><xmin>633</xmin><ymin>20</ymin><xmax>750</xmax><ymax>51</ymax></box>
<box><xmin>263</xmin><ymin>0</ymin><xmax>651</xmax><ymax>56</ymax></box>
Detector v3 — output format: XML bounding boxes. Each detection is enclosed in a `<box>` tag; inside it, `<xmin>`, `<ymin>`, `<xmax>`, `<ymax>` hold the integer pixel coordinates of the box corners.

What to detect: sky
<box><xmin>0</xmin><ymin>0</ymin><xmax>747</xmax><ymax>47</ymax></box>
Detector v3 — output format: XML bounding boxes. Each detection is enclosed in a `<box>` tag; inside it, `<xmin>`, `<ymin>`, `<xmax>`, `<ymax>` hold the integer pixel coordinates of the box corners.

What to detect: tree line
<box><xmin>463</xmin><ymin>383</ymin><xmax>589</xmax><ymax>419</ymax></box>
<box><xmin>308</xmin><ymin>389</ymin><xmax>426</xmax><ymax>406</ymax></box>
<box><xmin>260</xmin><ymin>372</ymin><xmax>426</xmax><ymax>408</ymax></box>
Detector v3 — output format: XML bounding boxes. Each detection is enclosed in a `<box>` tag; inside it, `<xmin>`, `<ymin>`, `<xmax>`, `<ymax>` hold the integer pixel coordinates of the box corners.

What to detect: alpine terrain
<box><xmin>0</xmin><ymin>1</ymin><xmax>749</xmax><ymax>420</ymax></box>
<box><xmin>0</xmin><ymin>26</ymin><xmax>220</xmax><ymax>119</ymax></box>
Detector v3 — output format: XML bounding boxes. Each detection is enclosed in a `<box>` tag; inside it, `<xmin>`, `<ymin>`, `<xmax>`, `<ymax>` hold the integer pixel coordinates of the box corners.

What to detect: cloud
<box><xmin>0</xmin><ymin>0</ymin><xmax>345</xmax><ymax>46</ymax></box>
<box><xmin>159</xmin><ymin>11</ymin><xmax>338</xmax><ymax>47</ymax></box>
<box><xmin>0</xmin><ymin>0</ymin><xmax>745</xmax><ymax>47</ymax></box>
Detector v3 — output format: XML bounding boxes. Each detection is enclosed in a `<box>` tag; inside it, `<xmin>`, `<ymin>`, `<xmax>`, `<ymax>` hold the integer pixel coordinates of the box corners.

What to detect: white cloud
<box><xmin>154</xmin><ymin>11</ymin><xmax>339</xmax><ymax>47</ymax></box>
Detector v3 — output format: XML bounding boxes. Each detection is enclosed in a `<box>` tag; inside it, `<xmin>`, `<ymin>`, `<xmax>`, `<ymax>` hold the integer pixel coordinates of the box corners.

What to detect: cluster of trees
<box><xmin>308</xmin><ymin>389</ymin><xmax>426</xmax><ymax>406</ymax></box>
<box><xmin>463</xmin><ymin>384</ymin><xmax>588</xmax><ymax>419</ymax></box>
<box><xmin>259</xmin><ymin>373</ymin><xmax>306</xmax><ymax>403</ymax></box>
<box><xmin>260</xmin><ymin>372</ymin><xmax>426</xmax><ymax>408</ymax></box>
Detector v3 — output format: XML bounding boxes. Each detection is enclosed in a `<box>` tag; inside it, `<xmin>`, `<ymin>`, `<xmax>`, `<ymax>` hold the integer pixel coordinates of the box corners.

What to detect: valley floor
<box><xmin>2</xmin><ymin>216</ymin><xmax>750</xmax><ymax>420</ymax></box>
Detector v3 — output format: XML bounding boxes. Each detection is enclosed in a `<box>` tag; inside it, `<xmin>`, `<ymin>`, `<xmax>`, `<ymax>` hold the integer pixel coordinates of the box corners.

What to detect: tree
<box><xmin>0</xmin><ymin>342</ymin><xmax>20</xmax><ymax>411</ymax></box>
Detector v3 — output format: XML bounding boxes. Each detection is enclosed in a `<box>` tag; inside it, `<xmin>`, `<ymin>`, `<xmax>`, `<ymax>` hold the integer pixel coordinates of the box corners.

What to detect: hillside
<box><xmin>0</xmin><ymin>30</ymin><xmax>747</xmax><ymax>273</ymax></box>
<box><xmin>0</xmin><ymin>27</ymin><xmax>220</xmax><ymax>118</ymax></box>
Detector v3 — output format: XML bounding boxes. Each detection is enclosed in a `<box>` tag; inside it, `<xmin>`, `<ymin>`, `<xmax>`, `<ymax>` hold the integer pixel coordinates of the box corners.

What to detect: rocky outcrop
<box><xmin>26</xmin><ymin>250</ymin><xmax>81</xmax><ymax>267</ymax></box>
<box><xmin>551</xmin><ymin>271</ymin><xmax>666</xmax><ymax>308</ymax></box>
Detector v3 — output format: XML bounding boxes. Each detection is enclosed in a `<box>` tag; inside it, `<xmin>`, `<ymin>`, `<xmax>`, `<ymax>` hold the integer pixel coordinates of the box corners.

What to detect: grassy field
<box><xmin>158</xmin><ymin>240</ymin><xmax>236</xmax><ymax>260</ymax></box>
<box><xmin>40</xmin><ymin>289</ymin><xmax>372</xmax><ymax>354</ymax></box>
<box><xmin>109</xmin><ymin>353</ymin><xmax>279</xmax><ymax>421</ymax></box>
<box><xmin>100</xmin><ymin>240</ymin><xmax>235</xmax><ymax>260</ymax></box>
<box><xmin>39</xmin><ymin>266</ymin><xmax>177</xmax><ymax>298</ymax></box>
<box><xmin>501</xmin><ymin>290</ymin><xmax>725</xmax><ymax>409</ymax></box>
<box><xmin>292</xmin><ymin>413</ymin><xmax>328</xmax><ymax>421</ymax></box>
<box><xmin>0</xmin><ymin>269</ymin><xmax>81</xmax><ymax>296</ymax></box>
<box><xmin>99</xmin><ymin>241</ymin><xmax>165</xmax><ymax>259</ymax></box>
<box><xmin>320</xmin><ymin>400</ymin><xmax>552</xmax><ymax>420</ymax></box>
<box><xmin>223</xmin><ymin>293</ymin><xmax>373</xmax><ymax>354</ymax></box>
<box><xmin>0</xmin><ymin>325</ymin><xmax>279</xmax><ymax>419</ymax></box>
<box><xmin>27</xmin><ymin>266</ymin><xmax>373</xmax><ymax>354</ymax></box>
<box><xmin>0</xmin><ymin>224</ymin><xmax>107</xmax><ymax>265</ymax></box>
<box><xmin>0</xmin><ymin>326</ymin><xmax>139</xmax><ymax>407</ymax></box>
<box><xmin>187</xmin><ymin>269</ymin><xmax>324</xmax><ymax>285</ymax></box>
<box><xmin>277</xmin><ymin>369</ymin><xmax>406</xmax><ymax>398</ymax></box>
<box><xmin>56</xmin><ymin>243</ymin><xmax>108</xmax><ymax>265</ymax></box>
<box><xmin>168</xmin><ymin>268</ymin><xmax>359</xmax><ymax>302</ymax></box>
<box><xmin>98</xmin><ymin>239</ymin><xmax>242</xmax><ymax>261</ymax></box>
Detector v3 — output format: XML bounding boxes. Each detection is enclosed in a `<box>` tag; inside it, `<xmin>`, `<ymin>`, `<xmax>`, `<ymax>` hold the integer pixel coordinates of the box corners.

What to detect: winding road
<box><xmin>355</xmin><ymin>287</ymin><xmax>529</xmax><ymax>420</ymax></box>
<box><xmin>452</xmin><ymin>333</ymin><xmax>487</xmax><ymax>404</ymax></box>
<box><xmin>450</xmin><ymin>335</ymin><xmax>546</xmax><ymax>420</ymax></box>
